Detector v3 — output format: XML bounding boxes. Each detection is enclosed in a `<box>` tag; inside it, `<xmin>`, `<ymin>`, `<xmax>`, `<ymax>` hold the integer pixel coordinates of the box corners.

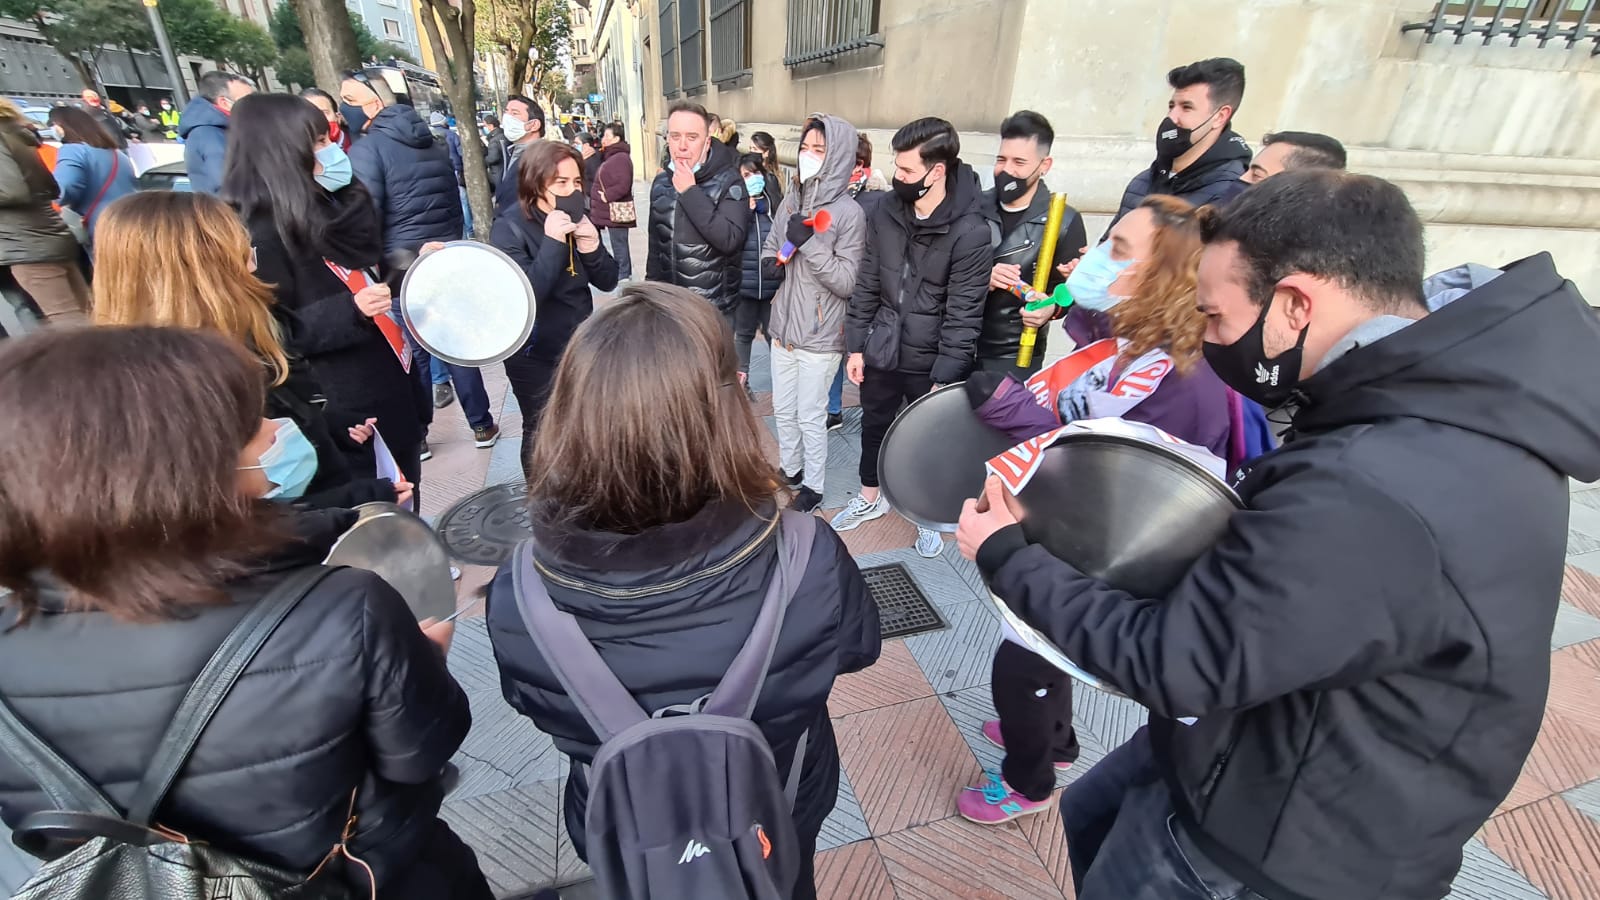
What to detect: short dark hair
<box><xmin>891</xmin><ymin>116</ymin><xmax>960</xmax><ymax>169</ymax></box>
<box><xmin>801</xmin><ymin>117</ymin><xmax>825</xmax><ymax>142</ymax></box>
<box><xmin>603</xmin><ymin>120</ymin><xmax>625</xmax><ymax>142</ymax></box>
<box><xmin>666</xmin><ymin>100</ymin><xmax>712</xmax><ymax>128</ymax></box>
<box><xmin>483</xmin><ymin>114</ymin><xmax>500</xmax><ymax>127</ymax></box>
<box><xmin>517</xmin><ymin>140</ymin><xmax>585</xmax><ymax>221</ymax></box>
<box><xmin>1262</xmin><ymin>131</ymin><xmax>1347</xmax><ymax>172</ymax></box>
<box><xmin>198</xmin><ymin>70</ymin><xmax>250</xmax><ymax>102</ymax></box>
<box><xmin>1168</xmin><ymin>57</ymin><xmax>1246</xmax><ymax>114</ymax></box>
<box><xmin>47</xmin><ymin>105</ymin><xmax>117</xmax><ymax>149</ymax></box>
<box><xmin>577</xmin><ymin>131</ymin><xmax>599</xmax><ymax>149</ymax></box>
<box><xmin>1199</xmin><ymin>169</ymin><xmax>1425</xmax><ymax>315</ymax></box>
<box><xmin>506</xmin><ymin>94</ymin><xmax>544</xmax><ymax>132</ymax></box>
<box><xmin>856</xmin><ymin>133</ymin><xmax>873</xmax><ymax>168</ymax></box>
<box><xmin>999</xmin><ymin>110</ymin><xmax>1053</xmax><ymax>153</ymax></box>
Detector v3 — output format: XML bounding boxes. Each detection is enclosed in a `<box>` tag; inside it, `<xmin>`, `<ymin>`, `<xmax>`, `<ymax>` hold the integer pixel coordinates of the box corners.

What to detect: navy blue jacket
<box><xmin>178</xmin><ymin>97</ymin><xmax>229</xmax><ymax>195</ymax></box>
<box><xmin>740</xmin><ymin>196</ymin><xmax>780</xmax><ymax>302</ymax></box>
<box><xmin>350</xmin><ymin>106</ymin><xmax>463</xmax><ymax>251</ymax></box>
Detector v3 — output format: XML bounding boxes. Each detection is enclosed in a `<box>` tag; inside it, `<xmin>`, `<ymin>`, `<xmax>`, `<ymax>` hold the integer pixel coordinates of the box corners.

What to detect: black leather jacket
<box><xmin>977</xmin><ymin>187</ymin><xmax>1087</xmax><ymax>365</ymax></box>
<box><xmin>645</xmin><ymin>140</ymin><xmax>750</xmax><ymax>312</ymax></box>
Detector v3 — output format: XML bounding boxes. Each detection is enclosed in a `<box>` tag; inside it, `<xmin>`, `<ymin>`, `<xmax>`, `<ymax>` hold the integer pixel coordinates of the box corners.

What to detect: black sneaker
<box><xmin>785</xmin><ymin>469</ymin><xmax>804</xmax><ymax>487</ymax></box>
<box><xmin>788</xmin><ymin>487</ymin><xmax>823</xmax><ymax>513</ymax></box>
<box><xmin>433</xmin><ymin>382</ymin><xmax>455</xmax><ymax>409</ymax></box>
<box><xmin>826</xmin><ymin>412</ymin><xmax>845</xmax><ymax>431</ymax></box>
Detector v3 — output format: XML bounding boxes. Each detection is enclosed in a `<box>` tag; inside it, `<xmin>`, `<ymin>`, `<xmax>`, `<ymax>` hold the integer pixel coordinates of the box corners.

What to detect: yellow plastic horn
<box><xmin>1015</xmin><ymin>192</ymin><xmax>1069</xmax><ymax>369</ymax></box>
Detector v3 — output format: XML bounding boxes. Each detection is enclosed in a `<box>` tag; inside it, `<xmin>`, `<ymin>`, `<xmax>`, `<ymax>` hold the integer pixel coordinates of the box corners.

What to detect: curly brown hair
<box><xmin>1107</xmin><ymin>195</ymin><xmax>1207</xmax><ymax>373</ymax></box>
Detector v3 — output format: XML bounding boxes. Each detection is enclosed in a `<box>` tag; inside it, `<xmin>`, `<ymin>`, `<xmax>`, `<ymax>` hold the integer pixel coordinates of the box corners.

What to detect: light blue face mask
<box><xmin>1066</xmin><ymin>241</ymin><xmax>1138</xmax><ymax>312</ymax></box>
<box><xmin>744</xmin><ymin>174</ymin><xmax>766</xmax><ymax>196</ymax></box>
<box><xmin>240</xmin><ymin>418</ymin><xmax>320</xmax><ymax>500</ymax></box>
<box><xmin>313</xmin><ymin>143</ymin><xmax>353</xmax><ymax>192</ymax></box>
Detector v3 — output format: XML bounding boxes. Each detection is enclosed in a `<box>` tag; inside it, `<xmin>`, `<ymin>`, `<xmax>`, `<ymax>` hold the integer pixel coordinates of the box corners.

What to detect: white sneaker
<box><xmin>915</xmin><ymin>527</ymin><xmax>943</xmax><ymax>558</ymax></box>
<box><xmin>830</xmin><ymin>494</ymin><xmax>887</xmax><ymax>532</ymax></box>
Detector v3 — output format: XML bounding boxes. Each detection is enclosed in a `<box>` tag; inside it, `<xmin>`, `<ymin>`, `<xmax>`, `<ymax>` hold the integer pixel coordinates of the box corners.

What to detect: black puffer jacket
<box><xmin>350</xmin><ymin>105</ymin><xmax>464</xmax><ymax>251</ymax></box>
<box><xmin>845</xmin><ymin>162</ymin><xmax>992</xmax><ymax>385</ymax></box>
<box><xmin>1106</xmin><ymin>128</ymin><xmax>1251</xmax><ymax>234</ymax></box>
<box><xmin>0</xmin><ymin>509</ymin><xmax>472</xmax><ymax>894</ymax></box>
<box><xmin>486</xmin><ymin>502</ymin><xmax>882</xmax><ymax>856</ymax></box>
<box><xmin>740</xmin><ymin>196</ymin><xmax>780</xmax><ymax>302</ymax></box>
<box><xmin>489</xmin><ymin>203</ymin><xmax>619</xmax><ymax>360</ymax></box>
<box><xmin>977</xmin><ymin>187</ymin><xmax>1087</xmax><ymax>364</ymax></box>
<box><xmin>645</xmin><ymin>139</ymin><xmax>750</xmax><ymax>312</ymax></box>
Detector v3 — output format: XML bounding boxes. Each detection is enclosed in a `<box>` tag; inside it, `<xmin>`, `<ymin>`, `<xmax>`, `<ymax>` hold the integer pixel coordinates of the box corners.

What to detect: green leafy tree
<box><xmin>275</xmin><ymin>45</ymin><xmax>314</xmax><ymax>90</ymax></box>
<box><xmin>0</xmin><ymin>0</ymin><xmax>153</xmax><ymax>86</ymax></box>
<box><xmin>477</xmin><ymin>0</ymin><xmax>568</xmax><ymax>95</ymax></box>
<box><xmin>271</xmin><ymin>0</ymin><xmax>414</xmax><ymax>84</ymax></box>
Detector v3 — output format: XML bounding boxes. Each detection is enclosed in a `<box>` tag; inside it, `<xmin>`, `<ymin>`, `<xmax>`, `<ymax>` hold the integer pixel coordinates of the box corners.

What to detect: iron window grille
<box><xmin>1402</xmin><ymin>1</ymin><xmax>1599</xmax><ymax>53</ymax></box>
<box><xmin>710</xmin><ymin>0</ymin><xmax>752</xmax><ymax>84</ymax></box>
<box><xmin>659</xmin><ymin>0</ymin><xmax>679</xmax><ymax>96</ymax></box>
<box><xmin>784</xmin><ymin>0</ymin><xmax>883</xmax><ymax>67</ymax></box>
<box><xmin>678</xmin><ymin>0</ymin><xmax>707</xmax><ymax>93</ymax></box>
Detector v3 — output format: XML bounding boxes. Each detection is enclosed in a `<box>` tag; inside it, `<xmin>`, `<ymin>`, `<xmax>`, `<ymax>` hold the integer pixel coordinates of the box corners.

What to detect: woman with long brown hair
<box><xmin>955</xmin><ymin>193</ymin><xmax>1233</xmax><ymax>828</ymax></box>
<box><xmin>486</xmin><ymin>283</ymin><xmax>881</xmax><ymax>900</ymax></box>
<box><xmin>0</xmin><ymin>326</ymin><xmax>488</xmax><ymax>900</ymax></box>
<box><xmin>45</xmin><ymin>105</ymin><xmax>136</xmax><ymax>245</ymax></box>
<box><xmin>91</xmin><ymin>191</ymin><xmax>411</xmax><ymax>510</ymax></box>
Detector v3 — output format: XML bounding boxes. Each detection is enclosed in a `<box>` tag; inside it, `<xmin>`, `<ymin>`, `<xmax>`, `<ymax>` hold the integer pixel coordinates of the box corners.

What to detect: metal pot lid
<box><xmin>877</xmin><ymin>384</ymin><xmax>1020</xmax><ymax>533</ymax></box>
<box><xmin>400</xmin><ymin>241</ymin><xmax>536</xmax><ymax>367</ymax></box>
<box><xmin>325</xmin><ymin>502</ymin><xmax>457</xmax><ymax>621</ymax></box>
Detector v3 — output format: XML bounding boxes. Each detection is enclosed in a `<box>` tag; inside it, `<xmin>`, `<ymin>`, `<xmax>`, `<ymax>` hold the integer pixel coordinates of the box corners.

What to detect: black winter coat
<box><xmin>740</xmin><ymin>196</ymin><xmax>780</xmax><ymax>302</ymax></box>
<box><xmin>486</xmin><ymin>502</ymin><xmax>882</xmax><ymax>856</ymax></box>
<box><xmin>977</xmin><ymin>187</ymin><xmax>1086</xmax><ymax>364</ymax></box>
<box><xmin>846</xmin><ymin>162</ymin><xmax>991</xmax><ymax>385</ymax></box>
<box><xmin>267</xmin><ymin>360</ymin><xmax>399</xmax><ymax>510</ymax></box>
<box><xmin>484</xmin><ymin>128</ymin><xmax>508</xmax><ymax>187</ymax></box>
<box><xmin>977</xmin><ymin>254</ymin><xmax>1600</xmax><ymax>900</ymax></box>
<box><xmin>489</xmin><ymin>205</ymin><xmax>618</xmax><ymax>361</ymax></box>
<box><xmin>645</xmin><ymin>139</ymin><xmax>750</xmax><ymax>312</ymax></box>
<box><xmin>350</xmin><ymin>106</ymin><xmax>464</xmax><ymax>251</ymax></box>
<box><xmin>0</xmin><ymin>510</ymin><xmax>472</xmax><ymax>894</ymax></box>
<box><xmin>1106</xmin><ymin>129</ymin><xmax>1250</xmax><ymax>235</ymax></box>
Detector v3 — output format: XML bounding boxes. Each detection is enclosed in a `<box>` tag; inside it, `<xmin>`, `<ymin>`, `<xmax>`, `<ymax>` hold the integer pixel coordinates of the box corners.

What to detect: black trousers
<box><xmin>383</xmin><ymin>819</ymin><xmax>494</xmax><ymax>900</ymax></box>
<box><xmin>991</xmin><ymin>640</ymin><xmax>1080</xmax><ymax>801</ymax></box>
<box><xmin>857</xmin><ymin>366</ymin><xmax>933</xmax><ymax>489</ymax></box>
<box><xmin>503</xmin><ymin>352</ymin><xmax>561</xmax><ymax>481</ymax></box>
<box><xmin>733</xmin><ymin>294</ymin><xmax>772</xmax><ymax>375</ymax></box>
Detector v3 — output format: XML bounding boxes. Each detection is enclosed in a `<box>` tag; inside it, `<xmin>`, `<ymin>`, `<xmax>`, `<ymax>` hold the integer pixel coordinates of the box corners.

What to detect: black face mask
<box><xmin>891</xmin><ymin>167</ymin><xmax>935</xmax><ymax>204</ymax></box>
<box><xmin>1201</xmin><ymin>294</ymin><xmax>1309</xmax><ymax>409</ymax></box>
<box><xmin>553</xmin><ymin>191</ymin><xmax>586</xmax><ymax>222</ymax></box>
<box><xmin>340</xmin><ymin>103</ymin><xmax>369</xmax><ymax>136</ymax></box>
<box><xmin>1155</xmin><ymin>110</ymin><xmax>1218</xmax><ymax>161</ymax></box>
<box><xmin>993</xmin><ymin>165</ymin><xmax>1039</xmax><ymax>207</ymax></box>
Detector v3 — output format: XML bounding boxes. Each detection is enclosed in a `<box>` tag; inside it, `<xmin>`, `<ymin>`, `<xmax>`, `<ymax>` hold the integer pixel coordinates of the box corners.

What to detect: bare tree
<box><xmin>416</xmin><ymin>0</ymin><xmax>492</xmax><ymax>238</ymax></box>
<box><xmin>292</xmin><ymin>0</ymin><xmax>360</xmax><ymax>94</ymax></box>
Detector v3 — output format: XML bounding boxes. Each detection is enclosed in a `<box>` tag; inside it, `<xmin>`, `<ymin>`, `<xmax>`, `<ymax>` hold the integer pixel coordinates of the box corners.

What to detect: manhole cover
<box><xmin>860</xmin><ymin>563</ymin><xmax>948</xmax><ymax>640</ymax></box>
<box><xmin>436</xmin><ymin>482</ymin><xmax>533</xmax><ymax>565</ymax></box>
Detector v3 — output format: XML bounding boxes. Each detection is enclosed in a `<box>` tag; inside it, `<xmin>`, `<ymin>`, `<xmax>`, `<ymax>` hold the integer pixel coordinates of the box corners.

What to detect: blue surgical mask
<box><xmin>240</xmin><ymin>418</ymin><xmax>320</xmax><ymax>500</ymax></box>
<box><xmin>313</xmin><ymin>143</ymin><xmax>353</xmax><ymax>192</ymax></box>
<box><xmin>744</xmin><ymin>174</ymin><xmax>766</xmax><ymax>196</ymax></box>
<box><xmin>1066</xmin><ymin>242</ymin><xmax>1137</xmax><ymax>312</ymax></box>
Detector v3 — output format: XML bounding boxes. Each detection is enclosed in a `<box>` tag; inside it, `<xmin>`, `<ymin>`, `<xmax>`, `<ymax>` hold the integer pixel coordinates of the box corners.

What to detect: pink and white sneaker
<box><xmin>981</xmin><ymin>719</ymin><xmax>1072</xmax><ymax>772</ymax></box>
<box><xmin>956</xmin><ymin>769</ymin><xmax>1053</xmax><ymax>825</ymax></box>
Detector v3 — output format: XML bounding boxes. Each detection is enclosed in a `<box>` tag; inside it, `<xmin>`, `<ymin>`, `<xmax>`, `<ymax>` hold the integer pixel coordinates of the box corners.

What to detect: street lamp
<box><xmin>141</xmin><ymin>0</ymin><xmax>190</xmax><ymax>106</ymax></box>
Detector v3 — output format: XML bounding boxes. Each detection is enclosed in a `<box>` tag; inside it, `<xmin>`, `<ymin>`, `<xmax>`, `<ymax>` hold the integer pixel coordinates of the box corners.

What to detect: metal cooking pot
<box><xmin>877</xmin><ymin>384</ymin><xmax>1019</xmax><ymax>533</ymax></box>
<box><xmin>324</xmin><ymin>502</ymin><xmax>457</xmax><ymax>621</ymax></box>
<box><xmin>399</xmin><ymin>241</ymin><xmax>536</xmax><ymax>367</ymax></box>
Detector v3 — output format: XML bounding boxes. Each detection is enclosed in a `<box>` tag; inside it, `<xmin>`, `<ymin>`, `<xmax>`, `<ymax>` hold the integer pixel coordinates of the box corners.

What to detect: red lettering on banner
<box><xmin>987</xmin><ymin>426</ymin><xmax>1071</xmax><ymax>494</ymax></box>
<box><xmin>1110</xmin><ymin>359</ymin><xmax>1172</xmax><ymax>397</ymax></box>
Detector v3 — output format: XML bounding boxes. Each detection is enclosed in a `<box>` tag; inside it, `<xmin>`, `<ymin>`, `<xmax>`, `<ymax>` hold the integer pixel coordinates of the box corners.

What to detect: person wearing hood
<box><xmin>588</xmin><ymin>121</ymin><xmax>635</xmax><ymax>280</ymax></box>
<box><xmin>1105</xmin><ymin>58</ymin><xmax>1249</xmax><ymax>236</ymax></box>
<box><xmin>179</xmin><ymin>71</ymin><xmax>255</xmax><ymax>195</ymax></box>
<box><xmin>957</xmin><ymin>168</ymin><xmax>1600</xmax><ymax>900</ymax></box>
<box><xmin>645</xmin><ymin>100</ymin><xmax>751</xmax><ymax>315</ymax></box>
<box><xmin>342</xmin><ymin>73</ymin><xmax>501</xmax><ymax>454</ymax></box>
<box><xmin>834</xmin><ymin>116</ymin><xmax>990</xmax><ymax>559</ymax></box>
<box><xmin>761</xmin><ymin>114</ymin><xmax>867</xmax><ymax>514</ymax></box>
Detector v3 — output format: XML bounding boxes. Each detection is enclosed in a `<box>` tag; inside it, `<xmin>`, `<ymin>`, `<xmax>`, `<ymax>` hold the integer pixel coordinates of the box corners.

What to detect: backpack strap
<box><xmin>513</xmin><ymin>543</ymin><xmax>651</xmax><ymax>742</ymax></box>
<box><xmin>703</xmin><ymin>511</ymin><xmax>815</xmax><ymax>719</ymax></box>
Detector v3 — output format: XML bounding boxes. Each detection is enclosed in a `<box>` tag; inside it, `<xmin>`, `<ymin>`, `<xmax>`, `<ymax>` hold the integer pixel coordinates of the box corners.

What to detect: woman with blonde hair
<box><xmin>92</xmin><ymin>191</ymin><xmax>411</xmax><ymax>509</ymax></box>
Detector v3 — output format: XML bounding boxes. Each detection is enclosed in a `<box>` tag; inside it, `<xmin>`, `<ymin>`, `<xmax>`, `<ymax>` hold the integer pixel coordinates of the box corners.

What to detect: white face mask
<box><xmin>797</xmin><ymin>151</ymin><xmax>824</xmax><ymax>183</ymax></box>
<box><xmin>503</xmin><ymin>115</ymin><xmax>528</xmax><ymax>142</ymax></box>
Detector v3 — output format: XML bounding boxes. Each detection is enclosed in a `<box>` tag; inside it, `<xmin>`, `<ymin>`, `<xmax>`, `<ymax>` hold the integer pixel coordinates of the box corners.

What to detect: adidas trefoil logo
<box><xmin>1254</xmin><ymin>362</ymin><xmax>1278</xmax><ymax>386</ymax></box>
<box><xmin>678</xmin><ymin>840</ymin><xmax>711</xmax><ymax>864</ymax></box>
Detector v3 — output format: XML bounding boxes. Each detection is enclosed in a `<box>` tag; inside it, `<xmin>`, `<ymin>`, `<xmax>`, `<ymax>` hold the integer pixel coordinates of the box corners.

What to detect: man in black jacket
<box><xmin>834</xmin><ymin>117</ymin><xmax>990</xmax><ymax>559</ymax></box>
<box><xmin>1106</xmin><ymin>57</ymin><xmax>1250</xmax><ymax>235</ymax></box>
<box><xmin>978</xmin><ymin>111</ymin><xmax>1086</xmax><ymax>380</ymax></box>
<box><xmin>493</xmin><ymin>95</ymin><xmax>547</xmax><ymax>215</ymax></box>
<box><xmin>957</xmin><ymin>169</ymin><xmax>1600</xmax><ymax>900</ymax></box>
<box><xmin>645</xmin><ymin>100</ymin><xmax>749</xmax><ymax>317</ymax></box>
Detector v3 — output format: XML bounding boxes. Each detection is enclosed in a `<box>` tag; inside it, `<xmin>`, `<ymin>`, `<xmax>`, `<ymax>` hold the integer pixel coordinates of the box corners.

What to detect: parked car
<box><xmin>20</xmin><ymin>107</ymin><xmax>57</xmax><ymax>143</ymax></box>
<box><xmin>134</xmin><ymin>159</ymin><xmax>191</xmax><ymax>192</ymax></box>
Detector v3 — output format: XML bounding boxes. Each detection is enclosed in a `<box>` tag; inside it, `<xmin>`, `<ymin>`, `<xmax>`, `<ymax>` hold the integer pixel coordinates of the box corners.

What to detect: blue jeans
<box><xmin>827</xmin><ymin>359</ymin><xmax>845</xmax><ymax>415</ymax></box>
<box><xmin>395</xmin><ymin>300</ymin><xmax>494</xmax><ymax>431</ymax></box>
<box><xmin>459</xmin><ymin>187</ymin><xmax>473</xmax><ymax>238</ymax></box>
<box><xmin>429</xmin><ymin>356</ymin><xmax>450</xmax><ymax>386</ymax></box>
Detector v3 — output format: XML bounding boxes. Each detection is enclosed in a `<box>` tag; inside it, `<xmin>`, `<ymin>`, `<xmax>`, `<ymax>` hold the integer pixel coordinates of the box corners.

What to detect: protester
<box><xmin>834</xmin><ymin>116</ymin><xmax>989</xmax><ymax>558</ymax></box>
<box><xmin>222</xmin><ymin>93</ymin><xmax>424</xmax><ymax>493</ymax></box>
<box><xmin>493</xmin><ymin>94</ymin><xmax>547</xmax><ymax>213</ymax></box>
<box><xmin>300</xmin><ymin>87</ymin><xmax>352</xmax><ymax>151</ymax></box>
<box><xmin>955</xmin><ymin>195</ymin><xmax>1230</xmax><ymax>827</ymax></box>
<box><xmin>588</xmin><ymin>120</ymin><xmax>635</xmax><ymax>281</ymax></box>
<box><xmin>131</xmin><ymin>103</ymin><xmax>164</xmax><ymax>142</ymax></box>
<box><xmin>483</xmin><ymin>114</ymin><xmax>507</xmax><ymax>185</ymax></box>
<box><xmin>1107</xmin><ymin>57</ymin><xmax>1249</xmax><ymax>233</ymax></box>
<box><xmin>429</xmin><ymin>110</ymin><xmax>476</xmax><ymax>238</ymax></box>
<box><xmin>763</xmin><ymin>115</ymin><xmax>867</xmax><ymax>514</ymax></box>
<box><xmin>750</xmin><ymin>131</ymin><xmax>782</xmax><ymax>190</ymax></box>
<box><xmin>734</xmin><ymin>151</ymin><xmax>781</xmax><ymax>387</ymax></box>
<box><xmin>978</xmin><ymin>110</ymin><xmax>1087</xmax><ymax>380</ymax></box>
<box><xmin>342</xmin><ymin>73</ymin><xmax>500</xmax><ymax>452</ymax></box>
<box><xmin>91</xmin><ymin>191</ymin><xmax>412</xmax><ymax>510</ymax></box>
<box><xmin>646</xmin><ymin>100</ymin><xmax>750</xmax><ymax>318</ymax></box>
<box><xmin>1242</xmin><ymin>130</ymin><xmax>1347</xmax><ymax>184</ymax></box>
<box><xmin>486</xmin><ymin>283</ymin><xmax>881</xmax><ymax>900</ymax></box>
<box><xmin>825</xmin><ymin>132</ymin><xmax>889</xmax><ymax>429</ymax></box>
<box><xmin>487</xmin><ymin>141</ymin><xmax>618</xmax><ymax>478</ymax></box>
<box><xmin>0</xmin><ymin>98</ymin><xmax>88</xmax><ymax>324</ymax></box>
<box><xmin>157</xmin><ymin>96</ymin><xmax>180</xmax><ymax>140</ymax></box>
<box><xmin>180</xmin><ymin>71</ymin><xmax>255</xmax><ymax>195</ymax></box>
<box><xmin>45</xmin><ymin>106</ymin><xmax>137</xmax><ymax>246</ymax></box>
<box><xmin>76</xmin><ymin>88</ymin><xmax>129</xmax><ymax>148</ymax></box>
<box><xmin>0</xmin><ymin>326</ymin><xmax>490</xmax><ymax>900</ymax></box>
<box><xmin>957</xmin><ymin>169</ymin><xmax>1600</xmax><ymax>900</ymax></box>
<box><xmin>715</xmin><ymin>117</ymin><xmax>740</xmax><ymax>148</ymax></box>
<box><xmin>575</xmin><ymin>131</ymin><xmax>601</xmax><ymax>195</ymax></box>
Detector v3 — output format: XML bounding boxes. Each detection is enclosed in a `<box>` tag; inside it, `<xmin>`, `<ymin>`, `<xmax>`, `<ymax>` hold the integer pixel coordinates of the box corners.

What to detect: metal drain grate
<box><xmin>860</xmin><ymin>563</ymin><xmax>948</xmax><ymax>640</ymax></box>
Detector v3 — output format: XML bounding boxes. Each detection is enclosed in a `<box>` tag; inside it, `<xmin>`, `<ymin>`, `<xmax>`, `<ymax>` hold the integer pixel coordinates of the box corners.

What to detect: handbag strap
<box><xmin>80</xmin><ymin>150</ymin><xmax>120</xmax><ymax>225</ymax></box>
<box><xmin>124</xmin><ymin>565</ymin><xmax>337</xmax><ymax>826</ymax></box>
<box><xmin>0</xmin><ymin>696</ymin><xmax>120</xmax><ymax>819</ymax></box>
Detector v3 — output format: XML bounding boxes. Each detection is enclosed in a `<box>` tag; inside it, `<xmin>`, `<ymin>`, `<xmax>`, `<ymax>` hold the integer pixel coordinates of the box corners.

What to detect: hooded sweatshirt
<box><xmin>977</xmin><ymin>252</ymin><xmax>1600</xmax><ymax>900</ymax></box>
<box><xmin>762</xmin><ymin>114</ymin><xmax>867</xmax><ymax>354</ymax></box>
<box><xmin>349</xmin><ymin>105</ymin><xmax>464</xmax><ymax>251</ymax></box>
<box><xmin>1106</xmin><ymin>127</ymin><xmax>1251</xmax><ymax>234</ymax></box>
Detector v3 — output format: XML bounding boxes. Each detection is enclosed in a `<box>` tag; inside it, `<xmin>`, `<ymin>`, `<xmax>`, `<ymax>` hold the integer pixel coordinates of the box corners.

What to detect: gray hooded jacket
<box><xmin>762</xmin><ymin>114</ymin><xmax>867</xmax><ymax>354</ymax></box>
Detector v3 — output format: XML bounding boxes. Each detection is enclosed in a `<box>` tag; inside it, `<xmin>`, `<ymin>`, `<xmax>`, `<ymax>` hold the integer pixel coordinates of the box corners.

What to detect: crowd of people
<box><xmin>0</xmin><ymin>50</ymin><xmax>1595</xmax><ymax>900</ymax></box>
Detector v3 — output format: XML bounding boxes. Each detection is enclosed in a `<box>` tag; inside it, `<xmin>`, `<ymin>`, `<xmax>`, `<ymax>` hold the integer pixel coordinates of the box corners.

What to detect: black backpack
<box><xmin>0</xmin><ymin>567</ymin><xmax>366</xmax><ymax>900</ymax></box>
<box><xmin>513</xmin><ymin>511</ymin><xmax>816</xmax><ymax>900</ymax></box>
